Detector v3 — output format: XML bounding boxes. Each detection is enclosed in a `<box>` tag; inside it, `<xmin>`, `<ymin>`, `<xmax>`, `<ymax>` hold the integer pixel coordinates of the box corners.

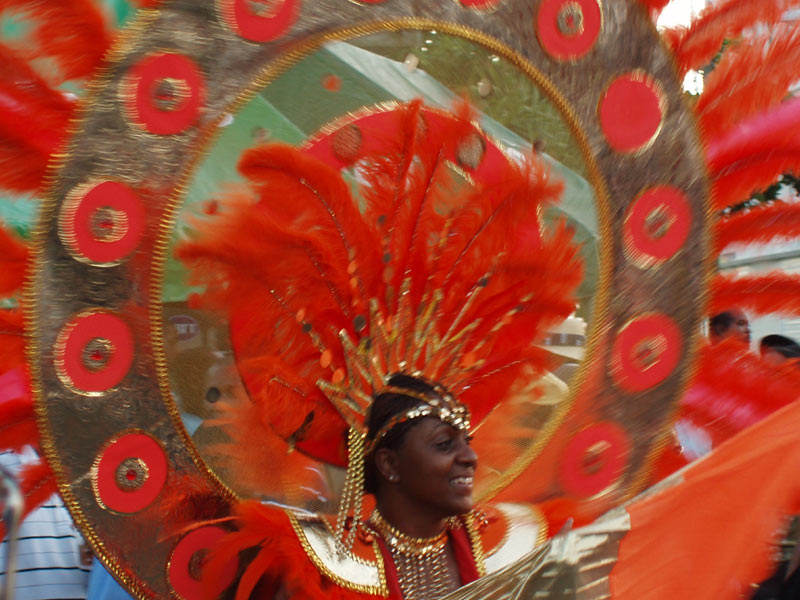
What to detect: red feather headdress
<box><xmin>177</xmin><ymin>100</ymin><xmax>583</xmax><ymax>549</ymax></box>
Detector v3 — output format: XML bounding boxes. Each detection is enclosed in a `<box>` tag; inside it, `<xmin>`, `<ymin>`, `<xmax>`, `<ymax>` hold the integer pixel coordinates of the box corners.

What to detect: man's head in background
<box><xmin>709</xmin><ymin>309</ymin><xmax>750</xmax><ymax>345</ymax></box>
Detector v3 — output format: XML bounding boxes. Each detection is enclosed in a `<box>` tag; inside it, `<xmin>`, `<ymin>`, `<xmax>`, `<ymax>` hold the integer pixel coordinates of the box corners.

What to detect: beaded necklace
<box><xmin>368</xmin><ymin>509</ymin><xmax>459</xmax><ymax>600</ymax></box>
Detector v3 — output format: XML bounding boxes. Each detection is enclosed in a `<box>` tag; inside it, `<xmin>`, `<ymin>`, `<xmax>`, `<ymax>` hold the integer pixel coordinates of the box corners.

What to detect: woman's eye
<box><xmin>465</xmin><ymin>435</ymin><xmax>474</xmax><ymax>445</ymax></box>
<box><xmin>435</xmin><ymin>439</ymin><xmax>454</xmax><ymax>451</ymax></box>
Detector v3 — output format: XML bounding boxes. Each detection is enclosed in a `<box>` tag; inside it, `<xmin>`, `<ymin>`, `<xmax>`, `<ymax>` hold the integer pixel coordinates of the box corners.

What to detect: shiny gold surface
<box><xmin>483</xmin><ymin>504</ymin><xmax>547</xmax><ymax>574</ymax></box>
<box><xmin>288</xmin><ymin>511</ymin><xmax>388</xmax><ymax>595</ymax></box>
<box><xmin>444</xmin><ymin>507</ymin><xmax>631</xmax><ymax>600</ymax></box>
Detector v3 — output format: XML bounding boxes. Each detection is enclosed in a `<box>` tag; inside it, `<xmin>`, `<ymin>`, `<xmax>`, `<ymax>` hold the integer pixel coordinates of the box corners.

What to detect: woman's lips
<box><xmin>449</xmin><ymin>476</ymin><xmax>474</xmax><ymax>492</ymax></box>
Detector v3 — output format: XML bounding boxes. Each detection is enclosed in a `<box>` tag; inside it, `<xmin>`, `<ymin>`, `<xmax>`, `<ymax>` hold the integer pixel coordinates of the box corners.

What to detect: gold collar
<box><xmin>367</xmin><ymin>509</ymin><xmax>449</xmax><ymax>556</ymax></box>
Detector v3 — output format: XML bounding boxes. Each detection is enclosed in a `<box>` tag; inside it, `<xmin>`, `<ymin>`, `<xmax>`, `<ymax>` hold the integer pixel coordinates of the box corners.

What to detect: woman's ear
<box><xmin>374</xmin><ymin>447</ymin><xmax>400</xmax><ymax>484</ymax></box>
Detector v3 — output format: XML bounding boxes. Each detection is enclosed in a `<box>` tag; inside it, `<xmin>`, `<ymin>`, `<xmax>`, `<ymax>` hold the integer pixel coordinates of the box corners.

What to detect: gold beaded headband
<box><xmin>365</xmin><ymin>384</ymin><xmax>471</xmax><ymax>454</ymax></box>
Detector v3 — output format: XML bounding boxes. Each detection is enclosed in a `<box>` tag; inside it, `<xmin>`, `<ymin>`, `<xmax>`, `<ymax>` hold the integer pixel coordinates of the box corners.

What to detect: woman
<box><xmin>362</xmin><ymin>375</ymin><xmax>480</xmax><ymax>599</ymax></box>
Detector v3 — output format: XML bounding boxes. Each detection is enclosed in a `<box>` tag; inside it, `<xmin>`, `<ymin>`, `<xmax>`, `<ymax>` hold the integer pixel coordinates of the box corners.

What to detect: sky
<box><xmin>656</xmin><ymin>0</ymin><xmax>710</xmax><ymax>93</ymax></box>
<box><xmin>657</xmin><ymin>0</ymin><xmax>709</xmax><ymax>29</ymax></box>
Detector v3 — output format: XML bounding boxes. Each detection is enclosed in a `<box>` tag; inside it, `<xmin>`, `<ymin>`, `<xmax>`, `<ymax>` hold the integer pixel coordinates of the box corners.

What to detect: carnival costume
<box><xmin>3</xmin><ymin>1</ymin><xmax>800</xmax><ymax>599</ymax></box>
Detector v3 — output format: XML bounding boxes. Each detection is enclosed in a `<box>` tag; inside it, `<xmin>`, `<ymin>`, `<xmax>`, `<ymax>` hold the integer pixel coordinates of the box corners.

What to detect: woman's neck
<box><xmin>374</xmin><ymin>495</ymin><xmax>448</xmax><ymax>539</ymax></box>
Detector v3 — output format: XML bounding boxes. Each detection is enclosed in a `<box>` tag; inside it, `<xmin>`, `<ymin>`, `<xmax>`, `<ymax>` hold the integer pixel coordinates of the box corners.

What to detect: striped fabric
<box><xmin>0</xmin><ymin>449</ymin><xmax>89</xmax><ymax>600</ymax></box>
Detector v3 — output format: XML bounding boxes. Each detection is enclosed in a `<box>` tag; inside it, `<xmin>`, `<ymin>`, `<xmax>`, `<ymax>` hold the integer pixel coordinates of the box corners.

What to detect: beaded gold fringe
<box><xmin>334</xmin><ymin>427</ymin><xmax>366</xmax><ymax>556</ymax></box>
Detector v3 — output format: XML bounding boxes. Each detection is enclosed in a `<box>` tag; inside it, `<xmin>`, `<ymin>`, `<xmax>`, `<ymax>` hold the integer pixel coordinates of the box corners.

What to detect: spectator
<box><xmin>709</xmin><ymin>308</ymin><xmax>751</xmax><ymax>345</ymax></box>
<box><xmin>0</xmin><ymin>447</ymin><xmax>90</xmax><ymax>600</ymax></box>
<box><xmin>760</xmin><ymin>334</ymin><xmax>800</xmax><ymax>367</ymax></box>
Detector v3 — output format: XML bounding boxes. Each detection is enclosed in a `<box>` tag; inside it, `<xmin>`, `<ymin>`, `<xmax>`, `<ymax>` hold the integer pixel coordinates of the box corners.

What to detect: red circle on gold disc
<box><xmin>57</xmin><ymin>312</ymin><xmax>134</xmax><ymax>393</ymax></box>
<box><xmin>624</xmin><ymin>186</ymin><xmax>692</xmax><ymax>267</ymax></box>
<box><xmin>219</xmin><ymin>0</ymin><xmax>299</xmax><ymax>43</ymax></box>
<box><xmin>611</xmin><ymin>314</ymin><xmax>682</xmax><ymax>392</ymax></box>
<box><xmin>561</xmin><ymin>422</ymin><xmax>630</xmax><ymax>498</ymax></box>
<box><xmin>536</xmin><ymin>0</ymin><xmax>602</xmax><ymax>61</ymax></box>
<box><xmin>124</xmin><ymin>52</ymin><xmax>205</xmax><ymax>135</ymax></box>
<box><xmin>94</xmin><ymin>432</ymin><xmax>167</xmax><ymax>514</ymax></box>
<box><xmin>168</xmin><ymin>526</ymin><xmax>237</xmax><ymax>599</ymax></box>
<box><xmin>599</xmin><ymin>73</ymin><xmax>664</xmax><ymax>153</ymax></box>
<box><xmin>61</xmin><ymin>181</ymin><xmax>146</xmax><ymax>264</ymax></box>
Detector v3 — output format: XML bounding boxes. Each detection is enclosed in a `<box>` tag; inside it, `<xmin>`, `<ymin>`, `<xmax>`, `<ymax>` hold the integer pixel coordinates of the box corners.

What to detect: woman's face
<box><xmin>383</xmin><ymin>417</ymin><xmax>478</xmax><ymax>519</ymax></box>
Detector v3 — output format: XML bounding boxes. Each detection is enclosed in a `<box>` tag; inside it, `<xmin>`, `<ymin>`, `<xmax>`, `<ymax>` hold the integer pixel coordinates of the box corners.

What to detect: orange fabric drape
<box><xmin>611</xmin><ymin>398</ymin><xmax>800</xmax><ymax>598</ymax></box>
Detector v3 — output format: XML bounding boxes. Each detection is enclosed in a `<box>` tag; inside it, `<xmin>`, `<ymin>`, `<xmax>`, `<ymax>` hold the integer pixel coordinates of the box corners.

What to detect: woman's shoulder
<box><xmin>288</xmin><ymin>510</ymin><xmax>388</xmax><ymax>597</ymax></box>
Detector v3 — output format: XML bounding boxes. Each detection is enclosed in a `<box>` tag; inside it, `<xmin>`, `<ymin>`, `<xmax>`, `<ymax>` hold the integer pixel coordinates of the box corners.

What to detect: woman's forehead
<box><xmin>408</xmin><ymin>416</ymin><xmax>458</xmax><ymax>437</ymax></box>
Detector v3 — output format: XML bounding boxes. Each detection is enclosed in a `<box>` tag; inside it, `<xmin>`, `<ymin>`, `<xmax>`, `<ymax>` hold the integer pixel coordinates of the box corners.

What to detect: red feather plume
<box><xmin>0</xmin><ymin>310</ymin><xmax>25</xmax><ymax>375</ymax></box>
<box><xmin>715</xmin><ymin>202</ymin><xmax>800</xmax><ymax>253</ymax></box>
<box><xmin>664</xmin><ymin>0</ymin><xmax>800</xmax><ymax>76</ymax></box>
<box><xmin>201</xmin><ymin>388</ymin><xmax>330</xmax><ymax>503</ymax></box>
<box><xmin>692</xmin><ymin>341</ymin><xmax>800</xmax><ymax>424</ymax></box>
<box><xmin>201</xmin><ymin>502</ymin><xmax>362</xmax><ymax>600</ymax></box>
<box><xmin>0</xmin><ymin>0</ymin><xmax>111</xmax><ymax>83</ymax></box>
<box><xmin>711</xmin><ymin>271</ymin><xmax>800</xmax><ymax>317</ymax></box>
<box><xmin>178</xmin><ymin>101</ymin><xmax>583</xmax><ymax>471</ymax></box>
<box><xmin>699</xmin><ymin>25</ymin><xmax>800</xmax><ymax>142</ymax></box>
<box><xmin>711</xmin><ymin>151</ymin><xmax>800</xmax><ymax>211</ymax></box>
<box><xmin>0</xmin><ymin>43</ymin><xmax>74</xmax><ymax>193</ymax></box>
<box><xmin>0</xmin><ymin>225</ymin><xmax>28</xmax><ymax>294</ymax></box>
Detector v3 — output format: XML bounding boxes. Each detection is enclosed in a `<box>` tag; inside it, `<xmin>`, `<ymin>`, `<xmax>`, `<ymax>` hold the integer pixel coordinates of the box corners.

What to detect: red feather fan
<box><xmin>201</xmin><ymin>389</ymin><xmax>330</xmax><ymax>503</ymax></box>
<box><xmin>693</xmin><ymin>341</ymin><xmax>800</xmax><ymax>419</ymax></box>
<box><xmin>0</xmin><ymin>42</ymin><xmax>75</xmax><ymax>193</ymax></box>
<box><xmin>706</xmin><ymin>96</ymin><xmax>800</xmax><ymax>176</ymax></box>
<box><xmin>0</xmin><ymin>367</ymin><xmax>35</xmax><ymax>455</ymax></box>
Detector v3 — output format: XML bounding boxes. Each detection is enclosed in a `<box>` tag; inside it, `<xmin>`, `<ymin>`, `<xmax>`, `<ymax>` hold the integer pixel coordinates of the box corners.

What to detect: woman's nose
<box><xmin>458</xmin><ymin>441</ymin><xmax>478</xmax><ymax>467</ymax></box>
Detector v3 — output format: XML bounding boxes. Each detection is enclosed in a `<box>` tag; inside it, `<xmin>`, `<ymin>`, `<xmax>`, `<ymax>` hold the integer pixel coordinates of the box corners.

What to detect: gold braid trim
<box><xmin>463</xmin><ymin>511</ymin><xmax>488</xmax><ymax>577</ymax></box>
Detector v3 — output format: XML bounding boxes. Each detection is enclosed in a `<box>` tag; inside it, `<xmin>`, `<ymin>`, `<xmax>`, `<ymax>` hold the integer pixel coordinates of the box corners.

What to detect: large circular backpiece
<box><xmin>31</xmin><ymin>1</ymin><xmax>710</xmax><ymax>597</ymax></box>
